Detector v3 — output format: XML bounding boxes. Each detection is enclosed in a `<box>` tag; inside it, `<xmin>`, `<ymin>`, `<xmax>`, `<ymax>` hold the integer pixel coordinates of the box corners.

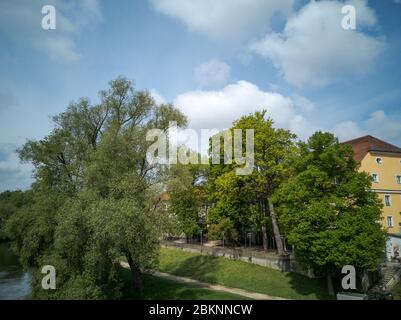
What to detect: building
<box><xmin>343</xmin><ymin>135</ymin><xmax>401</xmax><ymax>261</ymax></box>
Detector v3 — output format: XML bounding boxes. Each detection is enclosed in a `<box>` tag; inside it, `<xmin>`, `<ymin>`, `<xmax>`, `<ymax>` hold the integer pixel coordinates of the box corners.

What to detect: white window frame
<box><xmin>384</xmin><ymin>194</ymin><xmax>392</xmax><ymax>207</ymax></box>
<box><xmin>372</xmin><ymin>173</ymin><xmax>379</xmax><ymax>183</ymax></box>
<box><xmin>376</xmin><ymin>157</ymin><xmax>383</xmax><ymax>165</ymax></box>
<box><xmin>387</xmin><ymin>216</ymin><xmax>394</xmax><ymax>228</ymax></box>
<box><xmin>396</xmin><ymin>175</ymin><xmax>401</xmax><ymax>184</ymax></box>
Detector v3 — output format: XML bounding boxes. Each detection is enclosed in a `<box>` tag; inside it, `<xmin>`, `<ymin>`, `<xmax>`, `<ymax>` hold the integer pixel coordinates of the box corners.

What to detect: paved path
<box><xmin>120</xmin><ymin>262</ymin><xmax>287</xmax><ymax>300</ymax></box>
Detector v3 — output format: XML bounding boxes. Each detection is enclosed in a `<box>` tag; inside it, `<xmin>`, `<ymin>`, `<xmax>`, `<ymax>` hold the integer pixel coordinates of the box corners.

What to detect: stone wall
<box><xmin>161</xmin><ymin>240</ymin><xmax>314</xmax><ymax>277</ymax></box>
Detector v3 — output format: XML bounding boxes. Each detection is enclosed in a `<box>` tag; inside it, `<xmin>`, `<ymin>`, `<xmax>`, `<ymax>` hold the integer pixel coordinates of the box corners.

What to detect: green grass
<box><xmin>120</xmin><ymin>268</ymin><xmax>248</xmax><ymax>300</ymax></box>
<box><xmin>157</xmin><ymin>248</ymin><xmax>331</xmax><ymax>300</ymax></box>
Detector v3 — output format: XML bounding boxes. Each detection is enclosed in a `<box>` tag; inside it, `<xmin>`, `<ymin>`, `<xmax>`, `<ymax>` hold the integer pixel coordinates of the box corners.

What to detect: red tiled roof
<box><xmin>342</xmin><ymin>135</ymin><xmax>401</xmax><ymax>162</ymax></box>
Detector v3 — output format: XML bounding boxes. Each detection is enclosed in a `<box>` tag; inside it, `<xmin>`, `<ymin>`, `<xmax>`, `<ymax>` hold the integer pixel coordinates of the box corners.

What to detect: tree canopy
<box><xmin>208</xmin><ymin>111</ymin><xmax>296</xmax><ymax>252</ymax></box>
<box><xmin>4</xmin><ymin>77</ymin><xmax>187</xmax><ymax>298</ymax></box>
<box><xmin>275</xmin><ymin>132</ymin><xmax>386</xmax><ymax>293</ymax></box>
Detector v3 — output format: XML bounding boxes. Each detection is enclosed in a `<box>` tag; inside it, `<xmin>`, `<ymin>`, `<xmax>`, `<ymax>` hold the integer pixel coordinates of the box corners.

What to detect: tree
<box><xmin>0</xmin><ymin>190</ymin><xmax>31</xmax><ymax>240</ymax></box>
<box><xmin>5</xmin><ymin>77</ymin><xmax>187</xmax><ymax>298</ymax></box>
<box><xmin>208</xmin><ymin>111</ymin><xmax>296</xmax><ymax>254</ymax></box>
<box><xmin>275</xmin><ymin>131</ymin><xmax>386</xmax><ymax>295</ymax></box>
<box><xmin>167</xmin><ymin>160</ymin><xmax>208</xmax><ymax>241</ymax></box>
<box><xmin>208</xmin><ymin>217</ymin><xmax>238</xmax><ymax>245</ymax></box>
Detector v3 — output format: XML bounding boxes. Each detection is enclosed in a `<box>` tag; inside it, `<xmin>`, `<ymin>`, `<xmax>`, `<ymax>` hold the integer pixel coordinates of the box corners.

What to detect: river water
<box><xmin>0</xmin><ymin>242</ymin><xmax>31</xmax><ymax>299</ymax></box>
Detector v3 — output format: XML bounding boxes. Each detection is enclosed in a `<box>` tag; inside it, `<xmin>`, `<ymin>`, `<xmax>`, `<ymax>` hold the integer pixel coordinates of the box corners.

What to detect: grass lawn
<box><xmin>120</xmin><ymin>267</ymin><xmax>249</xmax><ymax>300</ymax></box>
<box><xmin>157</xmin><ymin>248</ymin><xmax>331</xmax><ymax>300</ymax></box>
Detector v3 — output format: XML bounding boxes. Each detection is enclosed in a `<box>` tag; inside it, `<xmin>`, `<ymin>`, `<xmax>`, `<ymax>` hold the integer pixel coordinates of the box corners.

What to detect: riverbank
<box><xmin>0</xmin><ymin>242</ymin><xmax>30</xmax><ymax>299</ymax></box>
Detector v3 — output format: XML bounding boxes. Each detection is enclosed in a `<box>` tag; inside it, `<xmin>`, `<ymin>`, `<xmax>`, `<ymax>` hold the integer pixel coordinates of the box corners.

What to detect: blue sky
<box><xmin>1</xmin><ymin>0</ymin><xmax>401</xmax><ymax>191</ymax></box>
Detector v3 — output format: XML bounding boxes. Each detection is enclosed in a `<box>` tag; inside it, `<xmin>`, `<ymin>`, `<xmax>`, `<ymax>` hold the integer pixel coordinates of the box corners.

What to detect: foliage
<box><xmin>207</xmin><ymin>217</ymin><xmax>238</xmax><ymax>244</ymax></box>
<box><xmin>208</xmin><ymin>111</ymin><xmax>296</xmax><ymax>253</ymax></box>
<box><xmin>167</xmin><ymin>161</ymin><xmax>208</xmax><ymax>239</ymax></box>
<box><xmin>4</xmin><ymin>77</ymin><xmax>187</xmax><ymax>299</ymax></box>
<box><xmin>275</xmin><ymin>132</ymin><xmax>386</xmax><ymax>276</ymax></box>
<box><xmin>0</xmin><ymin>190</ymin><xmax>31</xmax><ymax>240</ymax></box>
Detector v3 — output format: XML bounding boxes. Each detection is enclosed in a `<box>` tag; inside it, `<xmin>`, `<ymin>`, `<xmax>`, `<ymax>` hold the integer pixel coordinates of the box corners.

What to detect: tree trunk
<box><xmin>261</xmin><ymin>225</ymin><xmax>268</xmax><ymax>252</ymax></box>
<box><xmin>267</xmin><ymin>196</ymin><xmax>284</xmax><ymax>255</ymax></box>
<box><xmin>326</xmin><ymin>272</ymin><xmax>335</xmax><ymax>296</ymax></box>
<box><xmin>126</xmin><ymin>253</ymin><xmax>143</xmax><ymax>294</ymax></box>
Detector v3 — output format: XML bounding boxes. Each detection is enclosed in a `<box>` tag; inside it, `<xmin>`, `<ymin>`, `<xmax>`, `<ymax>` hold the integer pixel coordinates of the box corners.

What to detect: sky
<box><xmin>0</xmin><ymin>0</ymin><xmax>401</xmax><ymax>191</ymax></box>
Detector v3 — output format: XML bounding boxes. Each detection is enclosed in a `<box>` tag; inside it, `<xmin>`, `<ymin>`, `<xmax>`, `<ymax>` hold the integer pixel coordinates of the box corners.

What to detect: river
<box><xmin>0</xmin><ymin>242</ymin><xmax>31</xmax><ymax>299</ymax></box>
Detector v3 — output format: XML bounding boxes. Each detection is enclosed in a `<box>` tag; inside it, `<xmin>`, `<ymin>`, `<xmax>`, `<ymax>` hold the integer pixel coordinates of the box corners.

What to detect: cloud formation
<box><xmin>250</xmin><ymin>0</ymin><xmax>384</xmax><ymax>87</ymax></box>
<box><xmin>333</xmin><ymin>110</ymin><xmax>401</xmax><ymax>142</ymax></box>
<box><xmin>150</xmin><ymin>0</ymin><xmax>294</xmax><ymax>42</ymax></box>
<box><xmin>195</xmin><ymin>59</ymin><xmax>231</xmax><ymax>87</ymax></box>
<box><xmin>173</xmin><ymin>80</ymin><xmax>316</xmax><ymax>140</ymax></box>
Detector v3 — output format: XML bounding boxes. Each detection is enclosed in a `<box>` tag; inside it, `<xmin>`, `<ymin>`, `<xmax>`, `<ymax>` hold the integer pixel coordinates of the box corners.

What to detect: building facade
<box><xmin>344</xmin><ymin>135</ymin><xmax>401</xmax><ymax>261</ymax></box>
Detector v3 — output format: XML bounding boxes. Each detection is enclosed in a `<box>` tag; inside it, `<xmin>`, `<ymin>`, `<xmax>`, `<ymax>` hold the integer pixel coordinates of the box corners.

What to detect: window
<box><xmin>397</xmin><ymin>175</ymin><xmax>401</xmax><ymax>184</ymax></box>
<box><xmin>376</xmin><ymin>157</ymin><xmax>383</xmax><ymax>164</ymax></box>
<box><xmin>387</xmin><ymin>216</ymin><xmax>394</xmax><ymax>228</ymax></box>
<box><xmin>372</xmin><ymin>173</ymin><xmax>379</xmax><ymax>183</ymax></box>
<box><xmin>384</xmin><ymin>195</ymin><xmax>392</xmax><ymax>207</ymax></box>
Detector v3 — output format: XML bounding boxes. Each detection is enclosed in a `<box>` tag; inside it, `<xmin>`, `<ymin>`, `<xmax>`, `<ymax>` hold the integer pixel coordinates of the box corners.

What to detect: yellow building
<box><xmin>344</xmin><ymin>135</ymin><xmax>401</xmax><ymax>235</ymax></box>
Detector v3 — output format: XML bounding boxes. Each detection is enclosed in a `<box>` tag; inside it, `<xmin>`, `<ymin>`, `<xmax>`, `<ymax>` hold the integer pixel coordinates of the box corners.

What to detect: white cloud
<box><xmin>150</xmin><ymin>0</ymin><xmax>294</xmax><ymax>42</ymax></box>
<box><xmin>173</xmin><ymin>80</ymin><xmax>316</xmax><ymax>141</ymax></box>
<box><xmin>292</xmin><ymin>94</ymin><xmax>315</xmax><ymax>112</ymax></box>
<box><xmin>365</xmin><ymin>110</ymin><xmax>401</xmax><ymax>141</ymax></box>
<box><xmin>332</xmin><ymin>120</ymin><xmax>364</xmax><ymax>141</ymax></box>
<box><xmin>0</xmin><ymin>0</ymin><xmax>102</xmax><ymax>62</ymax></box>
<box><xmin>250</xmin><ymin>0</ymin><xmax>384</xmax><ymax>87</ymax></box>
<box><xmin>333</xmin><ymin>110</ymin><xmax>401</xmax><ymax>142</ymax></box>
<box><xmin>195</xmin><ymin>59</ymin><xmax>231</xmax><ymax>87</ymax></box>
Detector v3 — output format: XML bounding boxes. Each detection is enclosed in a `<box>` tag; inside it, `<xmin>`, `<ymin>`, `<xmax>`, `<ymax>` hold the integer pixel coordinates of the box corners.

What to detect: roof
<box><xmin>342</xmin><ymin>135</ymin><xmax>401</xmax><ymax>162</ymax></box>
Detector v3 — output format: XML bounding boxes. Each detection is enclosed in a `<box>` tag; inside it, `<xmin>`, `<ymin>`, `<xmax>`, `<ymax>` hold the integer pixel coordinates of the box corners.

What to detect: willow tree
<box><xmin>6</xmin><ymin>77</ymin><xmax>187</xmax><ymax>298</ymax></box>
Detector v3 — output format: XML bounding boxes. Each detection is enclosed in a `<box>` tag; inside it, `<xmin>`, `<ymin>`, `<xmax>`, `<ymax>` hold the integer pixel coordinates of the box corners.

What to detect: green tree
<box><xmin>168</xmin><ymin>160</ymin><xmax>208</xmax><ymax>241</ymax></box>
<box><xmin>208</xmin><ymin>111</ymin><xmax>296</xmax><ymax>254</ymax></box>
<box><xmin>208</xmin><ymin>217</ymin><xmax>238</xmax><ymax>245</ymax></box>
<box><xmin>5</xmin><ymin>77</ymin><xmax>187</xmax><ymax>298</ymax></box>
<box><xmin>275</xmin><ymin>131</ymin><xmax>386</xmax><ymax>295</ymax></box>
<box><xmin>0</xmin><ymin>190</ymin><xmax>31</xmax><ymax>240</ymax></box>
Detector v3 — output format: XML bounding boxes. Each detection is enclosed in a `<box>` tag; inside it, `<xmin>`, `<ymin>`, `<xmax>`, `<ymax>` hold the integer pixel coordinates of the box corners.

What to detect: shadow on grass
<box><xmin>284</xmin><ymin>273</ymin><xmax>332</xmax><ymax>300</ymax></box>
<box><xmin>160</xmin><ymin>254</ymin><xmax>220</xmax><ymax>284</ymax></box>
<box><xmin>119</xmin><ymin>267</ymin><xmax>246</xmax><ymax>300</ymax></box>
<box><xmin>158</xmin><ymin>248</ymin><xmax>332</xmax><ymax>300</ymax></box>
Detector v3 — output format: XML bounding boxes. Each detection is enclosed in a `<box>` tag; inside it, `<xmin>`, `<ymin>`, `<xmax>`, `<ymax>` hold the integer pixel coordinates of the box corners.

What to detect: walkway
<box><xmin>120</xmin><ymin>261</ymin><xmax>287</xmax><ymax>300</ymax></box>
